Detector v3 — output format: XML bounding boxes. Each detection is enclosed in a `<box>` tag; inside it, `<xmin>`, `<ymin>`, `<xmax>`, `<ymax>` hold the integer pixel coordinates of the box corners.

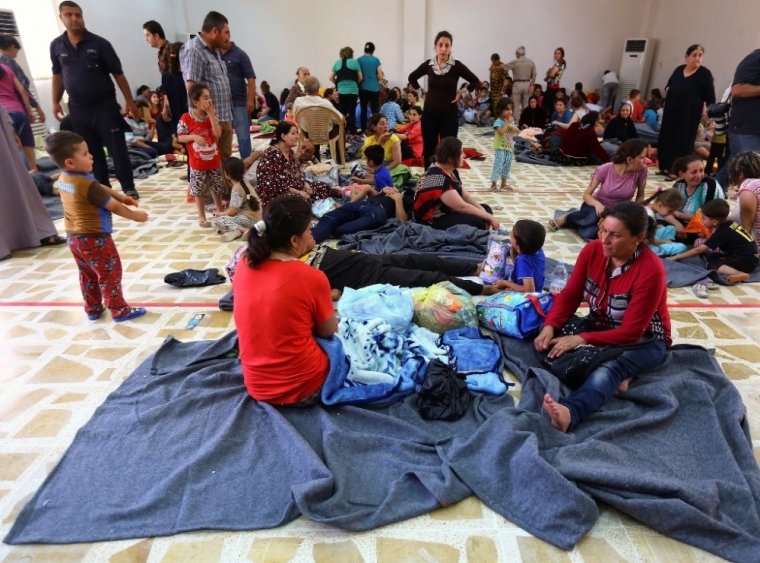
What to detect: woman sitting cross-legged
<box><xmin>535</xmin><ymin>202</ymin><xmax>671</xmax><ymax>433</ymax></box>
<box><xmin>254</xmin><ymin>121</ymin><xmax>331</xmax><ymax>207</ymax></box>
<box><xmin>550</xmin><ymin>139</ymin><xmax>647</xmax><ymax>239</ymax></box>
<box><xmin>233</xmin><ymin>195</ymin><xmax>338</xmax><ymax>406</ymax></box>
<box><xmin>413</xmin><ymin>137</ymin><xmax>499</xmax><ymax>231</ymax></box>
<box><xmin>549</xmin><ymin>111</ymin><xmax>611</xmax><ymax>166</ymax></box>
<box><xmin>601</xmin><ymin>101</ymin><xmax>638</xmax><ymax>155</ymax></box>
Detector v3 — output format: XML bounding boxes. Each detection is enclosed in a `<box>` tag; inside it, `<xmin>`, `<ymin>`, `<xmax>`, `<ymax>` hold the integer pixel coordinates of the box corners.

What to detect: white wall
<box><xmin>425</xmin><ymin>0</ymin><xmax>644</xmax><ymax>93</ymax></box>
<box><xmin>11</xmin><ymin>0</ymin><xmax>760</xmax><ymax>132</ymax></box>
<box><xmin>180</xmin><ymin>0</ymin><xmax>406</xmax><ymax>95</ymax></box>
<box><xmin>647</xmin><ymin>0</ymin><xmax>760</xmax><ymax>93</ymax></box>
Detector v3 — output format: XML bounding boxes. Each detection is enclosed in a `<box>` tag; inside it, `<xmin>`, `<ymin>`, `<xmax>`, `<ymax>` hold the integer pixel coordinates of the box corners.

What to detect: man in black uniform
<box><xmin>51</xmin><ymin>1</ymin><xmax>140</xmax><ymax>199</ymax></box>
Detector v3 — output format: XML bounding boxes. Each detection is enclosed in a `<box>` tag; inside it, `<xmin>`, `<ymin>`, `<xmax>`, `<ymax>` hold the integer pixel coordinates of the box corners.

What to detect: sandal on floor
<box><xmin>220</xmin><ymin>230</ymin><xmax>242</xmax><ymax>242</ymax></box>
<box><xmin>548</xmin><ymin>219</ymin><xmax>560</xmax><ymax>232</ymax></box>
<box><xmin>663</xmin><ymin>174</ymin><xmax>678</xmax><ymax>182</ymax></box>
<box><xmin>114</xmin><ymin>307</ymin><xmax>147</xmax><ymax>323</ymax></box>
<box><xmin>40</xmin><ymin>235</ymin><xmax>66</xmax><ymax>246</ymax></box>
<box><xmin>692</xmin><ymin>283</ymin><xmax>709</xmax><ymax>299</ymax></box>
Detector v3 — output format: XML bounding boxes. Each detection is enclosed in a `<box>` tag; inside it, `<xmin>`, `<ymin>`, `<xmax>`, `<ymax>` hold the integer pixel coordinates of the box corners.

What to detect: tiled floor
<box><xmin>0</xmin><ymin>126</ymin><xmax>758</xmax><ymax>562</ymax></box>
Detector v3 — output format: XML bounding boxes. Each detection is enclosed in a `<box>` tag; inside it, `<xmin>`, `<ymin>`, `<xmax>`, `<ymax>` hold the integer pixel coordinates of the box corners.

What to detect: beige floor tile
<box><xmin>108</xmin><ymin>539</ymin><xmax>154</xmax><ymax>563</ymax></box>
<box><xmin>465</xmin><ymin>535</ymin><xmax>499</xmax><ymax>562</ymax></box>
<box><xmin>159</xmin><ymin>538</ymin><xmax>224</xmax><ymax>563</ymax></box>
<box><xmin>246</xmin><ymin>537</ymin><xmax>303</xmax><ymax>563</ymax></box>
<box><xmin>0</xmin><ymin>453</ymin><xmax>38</xmax><ymax>480</ymax></box>
<box><xmin>312</xmin><ymin>539</ymin><xmax>365</xmax><ymax>563</ymax></box>
<box><xmin>376</xmin><ymin>537</ymin><xmax>460</xmax><ymax>563</ymax></box>
<box><xmin>15</xmin><ymin>409</ymin><xmax>72</xmax><ymax>438</ymax></box>
<box><xmin>428</xmin><ymin>496</ymin><xmax>484</xmax><ymax>521</ymax></box>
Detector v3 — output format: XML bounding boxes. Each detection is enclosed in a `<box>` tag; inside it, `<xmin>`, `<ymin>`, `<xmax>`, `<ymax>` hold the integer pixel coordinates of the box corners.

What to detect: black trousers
<box><xmin>431</xmin><ymin>204</ymin><xmax>493</xmax><ymax>231</ymax></box>
<box><xmin>421</xmin><ymin>109</ymin><xmax>459</xmax><ymax>168</ymax></box>
<box><xmin>359</xmin><ymin>89</ymin><xmax>380</xmax><ymax>132</ymax></box>
<box><xmin>706</xmin><ymin>141</ymin><xmax>727</xmax><ymax>175</ymax></box>
<box><xmin>339</xmin><ymin>93</ymin><xmax>359</xmax><ymax>134</ymax></box>
<box><xmin>69</xmin><ymin>104</ymin><xmax>135</xmax><ymax>193</ymax></box>
<box><xmin>318</xmin><ymin>249</ymin><xmax>482</xmax><ymax>295</ymax></box>
<box><xmin>542</xmin><ymin>87</ymin><xmax>558</xmax><ymax>114</ymax></box>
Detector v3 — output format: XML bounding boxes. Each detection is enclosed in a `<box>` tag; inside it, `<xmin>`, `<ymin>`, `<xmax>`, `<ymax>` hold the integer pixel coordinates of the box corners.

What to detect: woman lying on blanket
<box><xmin>535</xmin><ymin>202</ymin><xmax>671</xmax><ymax>433</ymax></box>
<box><xmin>233</xmin><ymin>195</ymin><xmax>338</xmax><ymax>407</ymax></box>
<box><xmin>549</xmin><ymin>139</ymin><xmax>647</xmax><ymax>240</ymax></box>
<box><xmin>227</xmin><ymin>219</ymin><xmax>510</xmax><ymax>302</ymax></box>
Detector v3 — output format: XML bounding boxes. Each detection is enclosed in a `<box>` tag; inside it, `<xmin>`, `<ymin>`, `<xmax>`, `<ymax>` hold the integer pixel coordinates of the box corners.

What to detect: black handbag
<box><xmin>535</xmin><ymin>316</ymin><xmax>656</xmax><ymax>389</ymax></box>
<box><xmin>706</xmin><ymin>101</ymin><xmax>731</xmax><ymax>118</ymax></box>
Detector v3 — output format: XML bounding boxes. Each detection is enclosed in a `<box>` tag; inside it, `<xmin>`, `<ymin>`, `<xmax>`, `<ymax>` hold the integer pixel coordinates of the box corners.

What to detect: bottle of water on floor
<box><xmin>549</xmin><ymin>261</ymin><xmax>568</xmax><ymax>296</ymax></box>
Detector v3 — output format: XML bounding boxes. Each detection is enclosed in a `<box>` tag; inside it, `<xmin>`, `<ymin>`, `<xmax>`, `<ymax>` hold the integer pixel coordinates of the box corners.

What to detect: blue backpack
<box><xmin>477</xmin><ymin>292</ymin><xmax>553</xmax><ymax>339</ymax></box>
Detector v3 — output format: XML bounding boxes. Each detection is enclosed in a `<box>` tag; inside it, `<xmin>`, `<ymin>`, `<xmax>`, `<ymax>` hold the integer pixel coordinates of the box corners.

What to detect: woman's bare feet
<box><xmin>543</xmin><ymin>394</ymin><xmax>571</xmax><ymax>433</ymax></box>
<box><xmin>615</xmin><ymin>377</ymin><xmax>633</xmax><ymax>395</ymax></box>
<box><xmin>726</xmin><ymin>273</ymin><xmax>749</xmax><ymax>284</ymax></box>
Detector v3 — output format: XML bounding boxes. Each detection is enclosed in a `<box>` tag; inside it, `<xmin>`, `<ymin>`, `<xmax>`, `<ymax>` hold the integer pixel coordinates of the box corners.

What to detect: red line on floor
<box><xmin>0</xmin><ymin>301</ymin><xmax>758</xmax><ymax>310</ymax></box>
<box><xmin>0</xmin><ymin>301</ymin><xmax>220</xmax><ymax>308</ymax></box>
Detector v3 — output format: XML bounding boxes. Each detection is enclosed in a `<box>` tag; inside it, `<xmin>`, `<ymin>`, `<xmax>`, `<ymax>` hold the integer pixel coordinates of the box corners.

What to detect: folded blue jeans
<box><xmin>561</xmin><ymin>339</ymin><xmax>668</xmax><ymax>430</ymax></box>
<box><xmin>312</xmin><ymin>200</ymin><xmax>388</xmax><ymax>242</ymax></box>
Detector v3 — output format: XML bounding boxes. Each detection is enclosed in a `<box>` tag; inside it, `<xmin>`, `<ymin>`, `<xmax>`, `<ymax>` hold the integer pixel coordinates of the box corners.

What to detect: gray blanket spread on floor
<box><xmin>5</xmin><ymin>334</ymin><xmax>760</xmax><ymax>562</ymax></box>
<box><xmin>338</xmin><ymin>220</ymin><xmax>490</xmax><ymax>263</ymax></box>
<box><xmin>662</xmin><ymin>255</ymin><xmax>760</xmax><ymax>286</ymax></box>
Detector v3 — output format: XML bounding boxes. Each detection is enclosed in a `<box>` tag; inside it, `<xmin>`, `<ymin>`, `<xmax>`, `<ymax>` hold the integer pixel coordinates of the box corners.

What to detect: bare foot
<box><xmin>504</xmin><ymin>183</ymin><xmax>514</xmax><ymax>191</ymax></box>
<box><xmin>198</xmin><ymin>217</ymin><xmax>211</xmax><ymax>228</ymax></box>
<box><xmin>543</xmin><ymin>393</ymin><xmax>571</xmax><ymax>433</ymax></box>
<box><xmin>489</xmin><ymin>182</ymin><xmax>498</xmax><ymax>191</ymax></box>
<box><xmin>615</xmin><ymin>377</ymin><xmax>633</xmax><ymax>395</ymax></box>
<box><xmin>474</xmin><ymin>262</ymin><xmax>484</xmax><ymax>276</ymax></box>
<box><xmin>726</xmin><ymin>273</ymin><xmax>749</xmax><ymax>284</ymax></box>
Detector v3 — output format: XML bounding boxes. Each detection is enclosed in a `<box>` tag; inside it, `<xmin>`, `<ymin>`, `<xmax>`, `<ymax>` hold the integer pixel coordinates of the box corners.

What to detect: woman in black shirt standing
<box><xmin>408</xmin><ymin>31</ymin><xmax>481</xmax><ymax>167</ymax></box>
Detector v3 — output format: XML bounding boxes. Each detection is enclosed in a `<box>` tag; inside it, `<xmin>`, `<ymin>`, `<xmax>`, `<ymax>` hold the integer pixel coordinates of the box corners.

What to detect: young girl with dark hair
<box><xmin>233</xmin><ymin>195</ymin><xmax>337</xmax><ymax>406</ymax></box>
<box><xmin>211</xmin><ymin>157</ymin><xmax>261</xmax><ymax>242</ymax></box>
<box><xmin>177</xmin><ymin>83</ymin><xmax>224</xmax><ymax>228</ymax></box>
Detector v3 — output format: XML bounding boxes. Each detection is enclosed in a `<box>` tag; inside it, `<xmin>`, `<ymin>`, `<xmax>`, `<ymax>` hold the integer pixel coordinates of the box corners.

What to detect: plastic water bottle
<box><xmin>549</xmin><ymin>261</ymin><xmax>568</xmax><ymax>296</ymax></box>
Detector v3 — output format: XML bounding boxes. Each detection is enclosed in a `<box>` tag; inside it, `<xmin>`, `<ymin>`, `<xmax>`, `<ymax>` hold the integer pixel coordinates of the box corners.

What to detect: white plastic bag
<box><xmin>337</xmin><ymin>284</ymin><xmax>414</xmax><ymax>333</ymax></box>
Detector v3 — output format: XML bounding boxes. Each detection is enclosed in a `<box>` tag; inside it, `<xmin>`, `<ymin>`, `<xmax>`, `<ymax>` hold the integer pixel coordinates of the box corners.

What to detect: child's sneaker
<box><xmin>87</xmin><ymin>309</ymin><xmax>105</xmax><ymax>321</ymax></box>
<box><xmin>114</xmin><ymin>308</ymin><xmax>147</xmax><ymax>323</ymax></box>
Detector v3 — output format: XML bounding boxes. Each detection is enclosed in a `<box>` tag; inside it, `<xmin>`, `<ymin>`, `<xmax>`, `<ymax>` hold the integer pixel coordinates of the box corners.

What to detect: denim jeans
<box><xmin>312</xmin><ymin>200</ymin><xmax>388</xmax><ymax>243</ymax></box>
<box><xmin>8</xmin><ymin>111</ymin><xmax>27</xmax><ymax>136</ymax></box>
<box><xmin>564</xmin><ymin>203</ymin><xmax>600</xmax><ymax>240</ymax></box>
<box><xmin>232</xmin><ymin>105</ymin><xmax>252</xmax><ymax>160</ymax></box>
<box><xmin>561</xmin><ymin>339</ymin><xmax>668</xmax><ymax>430</ymax></box>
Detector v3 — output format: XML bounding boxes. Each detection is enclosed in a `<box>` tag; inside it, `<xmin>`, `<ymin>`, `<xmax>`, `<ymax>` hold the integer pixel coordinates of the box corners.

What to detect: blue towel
<box><xmin>443</xmin><ymin>327</ymin><xmax>509</xmax><ymax>395</ymax></box>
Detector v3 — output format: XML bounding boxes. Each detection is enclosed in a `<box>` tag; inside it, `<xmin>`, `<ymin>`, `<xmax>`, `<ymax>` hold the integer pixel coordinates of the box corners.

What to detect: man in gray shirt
<box><xmin>501</xmin><ymin>46</ymin><xmax>537</xmax><ymax>119</ymax></box>
<box><xmin>180</xmin><ymin>11</ymin><xmax>233</xmax><ymax>176</ymax></box>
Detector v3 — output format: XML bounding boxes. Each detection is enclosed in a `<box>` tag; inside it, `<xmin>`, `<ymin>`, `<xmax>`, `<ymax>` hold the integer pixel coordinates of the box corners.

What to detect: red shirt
<box><xmin>397</xmin><ymin>121</ymin><xmax>423</xmax><ymax>158</ymax></box>
<box><xmin>178</xmin><ymin>112</ymin><xmax>221</xmax><ymax>171</ymax></box>
<box><xmin>631</xmin><ymin>101</ymin><xmax>645</xmax><ymax>122</ymax></box>
<box><xmin>233</xmin><ymin>258</ymin><xmax>334</xmax><ymax>404</ymax></box>
<box><xmin>544</xmin><ymin>240</ymin><xmax>671</xmax><ymax>347</ymax></box>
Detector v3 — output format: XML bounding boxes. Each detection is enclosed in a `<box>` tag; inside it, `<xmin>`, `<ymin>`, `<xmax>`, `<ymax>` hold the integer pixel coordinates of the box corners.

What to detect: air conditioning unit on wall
<box><xmin>618</xmin><ymin>38</ymin><xmax>656</xmax><ymax>107</ymax></box>
<box><xmin>0</xmin><ymin>9</ymin><xmax>48</xmax><ymax>140</ymax></box>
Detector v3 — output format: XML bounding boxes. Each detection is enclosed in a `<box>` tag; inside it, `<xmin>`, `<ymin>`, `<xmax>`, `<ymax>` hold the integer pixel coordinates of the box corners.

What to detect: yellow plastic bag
<box><xmin>411</xmin><ymin>282</ymin><xmax>478</xmax><ymax>334</ymax></box>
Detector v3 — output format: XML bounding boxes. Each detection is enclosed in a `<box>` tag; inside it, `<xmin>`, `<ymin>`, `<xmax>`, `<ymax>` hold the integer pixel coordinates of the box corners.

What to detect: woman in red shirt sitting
<box><xmin>233</xmin><ymin>195</ymin><xmax>338</xmax><ymax>406</ymax></box>
<box><xmin>535</xmin><ymin>202</ymin><xmax>671</xmax><ymax>432</ymax></box>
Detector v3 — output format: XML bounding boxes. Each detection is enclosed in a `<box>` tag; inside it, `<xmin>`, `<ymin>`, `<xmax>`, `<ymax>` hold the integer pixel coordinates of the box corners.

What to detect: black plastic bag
<box><xmin>164</xmin><ymin>268</ymin><xmax>226</xmax><ymax>288</ymax></box>
<box><xmin>418</xmin><ymin>359</ymin><xmax>470</xmax><ymax>421</ymax></box>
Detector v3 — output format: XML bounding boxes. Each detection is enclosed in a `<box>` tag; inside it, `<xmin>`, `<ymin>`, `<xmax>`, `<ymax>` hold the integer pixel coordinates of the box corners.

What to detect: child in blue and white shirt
<box><xmin>490</xmin><ymin>98</ymin><xmax>519</xmax><ymax>191</ymax></box>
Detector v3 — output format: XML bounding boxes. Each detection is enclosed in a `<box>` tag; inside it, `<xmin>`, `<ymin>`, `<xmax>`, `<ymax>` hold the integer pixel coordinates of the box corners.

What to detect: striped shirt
<box><xmin>180</xmin><ymin>35</ymin><xmax>232</xmax><ymax>122</ymax></box>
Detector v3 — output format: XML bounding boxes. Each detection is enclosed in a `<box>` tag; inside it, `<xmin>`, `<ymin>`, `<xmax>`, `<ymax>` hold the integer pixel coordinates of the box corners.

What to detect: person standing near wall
<box><xmin>357</xmin><ymin>42</ymin><xmax>383</xmax><ymax>134</ymax></box>
<box><xmin>600</xmin><ymin>70</ymin><xmax>619</xmax><ymax>110</ymax></box>
<box><xmin>0</xmin><ymin>34</ymin><xmax>45</xmax><ymax>172</ymax></box>
<box><xmin>408</xmin><ymin>31</ymin><xmax>481</xmax><ymax>168</ymax></box>
<box><xmin>715</xmin><ymin>48</ymin><xmax>760</xmax><ymax>189</ymax></box>
<box><xmin>542</xmin><ymin>47</ymin><xmax>566</xmax><ymax>115</ymax></box>
<box><xmin>329</xmin><ymin>47</ymin><xmax>362</xmax><ymax>135</ymax></box>
<box><xmin>180</xmin><ymin>11</ymin><xmax>234</xmax><ymax>179</ymax></box>
<box><xmin>143</xmin><ymin>20</ymin><xmax>168</xmax><ymax>73</ymax></box>
<box><xmin>500</xmin><ymin>46</ymin><xmax>537</xmax><ymax>119</ymax></box>
<box><xmin>657</xmin><ymin>44</ymin><xmax>715</xmax><ymax>181</ymax></box>
<box><xmin>51</xmin><ymin>1</ymin><xmax>140</xmax><ymax>199</ymax></box>
<box><xmin>221</xmin><ymin>41</ymin><xmax>256</xmax><ymax>160</ymax></box>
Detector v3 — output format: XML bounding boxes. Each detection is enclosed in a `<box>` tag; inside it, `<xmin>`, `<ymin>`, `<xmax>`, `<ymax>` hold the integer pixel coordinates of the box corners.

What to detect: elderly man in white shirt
<box><xmin>293</xmin><ymin>76</ymin><xmax>345</xmax><ymax>163</ymax></box>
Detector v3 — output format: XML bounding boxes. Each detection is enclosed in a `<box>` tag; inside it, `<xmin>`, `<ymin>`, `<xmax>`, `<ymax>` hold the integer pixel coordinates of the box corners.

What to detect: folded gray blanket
<box><xmin>338</xmin><ymin>219</ymin><xmax>490</xmax><ymax>262</ymax></box>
